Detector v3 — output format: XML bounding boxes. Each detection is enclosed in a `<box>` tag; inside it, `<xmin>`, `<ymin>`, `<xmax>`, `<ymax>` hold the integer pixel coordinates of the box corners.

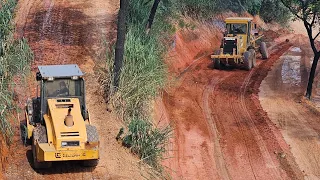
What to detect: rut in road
<box><xmin>202</xmin><ymin>75</ymin><xmax>231</xmax><ymax>180</ymax></box>
<box><xmin>163</xmin><ymin>35</ymin><xmax>304</xmax><ymax>179</ymax></box>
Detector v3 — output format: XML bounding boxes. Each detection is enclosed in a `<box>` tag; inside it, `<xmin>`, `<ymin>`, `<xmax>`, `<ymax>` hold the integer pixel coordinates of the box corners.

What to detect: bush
<box><xmin>259</xmin><ymin>0</ymin><xmax>292</xmax><ymax>24</ymax></box>
<box><xmin>176</xmin><ymin>0</ymin><xmax>217</xmax><ymax>17</ymax></box>
<box><xmin>123</xmin><ymin>119</ymin><xmax>172</xmax><ymax>169</ymax></box>
<box><xmin>174</xmin><ymin>0</ymin><xmax>291</xmax><ymax>24</ymax></box>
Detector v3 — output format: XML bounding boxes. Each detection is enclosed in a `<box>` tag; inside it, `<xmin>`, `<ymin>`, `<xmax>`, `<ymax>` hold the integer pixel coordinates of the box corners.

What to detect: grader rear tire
<box><xmin>244</xmin><ymin>51</ymin><xmax>252</xmax><ymax>71</ymax></box>
<box><xmin>260</xmin><ymin>42</ymin><xmax>269</xmax><ymax>59</ymax></box>
<box><xmin>82</xmin><ymin>125</ymin><xmax>99</xmax><ymax>167</ymax></box>
<box><xmin>32</xmin><ymin>126</ymin><xmax>52</xmax><ymax>169</ymax></box>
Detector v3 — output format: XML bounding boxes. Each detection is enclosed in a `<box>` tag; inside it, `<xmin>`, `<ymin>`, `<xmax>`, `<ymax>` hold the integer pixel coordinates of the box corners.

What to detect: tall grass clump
<box><xmin>107</xmin><ymin>27</ymin><xmax>167</xmax><ymax>120</ymax></box>
<box><xmin>0</xmin><ymin>0</ymin><xmax>33</xmax><ymax>143</ymax></box>
<box><xmin>122</xmin><ymin>119</ymin><xmax>172</xmax><ymax>178</ymax></box>
<box><xmin>106</xmin><ymin>0</ymin><xmax>174</xmax><ymax>121</ymax></box>
<box><xmin>104</xmin><ymin>0</ymin><xmax>174</xmax><ymax>174</ymax></box>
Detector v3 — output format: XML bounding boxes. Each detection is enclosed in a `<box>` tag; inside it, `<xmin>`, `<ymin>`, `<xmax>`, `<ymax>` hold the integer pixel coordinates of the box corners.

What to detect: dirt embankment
<box><xmin>157</xmin><ymin>17</ymin><xmax>305</xmax><ymax>179</ymax></box>
<box><xmin>4</xmin><ymin>0</ymin><xmax>147</xmax><ymax>179</ymax></box>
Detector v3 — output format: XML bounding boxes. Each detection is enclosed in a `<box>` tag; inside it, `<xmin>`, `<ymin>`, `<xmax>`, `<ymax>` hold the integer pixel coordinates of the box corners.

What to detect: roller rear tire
<box><xmin>82</xmin><ymin>125</ymin><xmax>99</xmax><ymax>167</ymax></box>
<box><xmin>32</xmin><ymin>126</ymin><xmax>52</xmax><ymax>169</ymax></box>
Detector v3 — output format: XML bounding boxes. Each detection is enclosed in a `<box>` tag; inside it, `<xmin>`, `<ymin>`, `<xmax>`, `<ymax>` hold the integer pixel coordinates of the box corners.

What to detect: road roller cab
<box><xmin>25</xmin><ymin>64</ymin><xmax>99</xmax><ymax>169</ymax></box>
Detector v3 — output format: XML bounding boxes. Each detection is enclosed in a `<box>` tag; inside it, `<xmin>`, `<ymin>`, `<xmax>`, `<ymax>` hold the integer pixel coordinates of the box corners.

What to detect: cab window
<box><xmin>226</xmin><ymin>23</ymin><xmax>247</xmax><ymax>34</ymax></box>
<box><xmin>44</xmin><ymin>79</ymin><xmax>82</xmax><ymax>97</ymax></box>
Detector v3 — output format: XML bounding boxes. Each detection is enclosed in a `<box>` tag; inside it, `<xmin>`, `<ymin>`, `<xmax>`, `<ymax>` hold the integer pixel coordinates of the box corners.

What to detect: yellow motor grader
<box><xmin>25</xmin><ymin>64</ymin><xmax>99</xmax><ymax>169</ymax></box>
<box><xmin>211</xmin><ymin>17</ymin><xmax>269</xmax><ymax>70</ymax></box>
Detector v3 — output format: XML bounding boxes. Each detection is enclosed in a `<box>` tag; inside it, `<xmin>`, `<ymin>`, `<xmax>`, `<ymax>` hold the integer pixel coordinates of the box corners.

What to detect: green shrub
<box><xmin>123</xmin><ymin>119</ymin><xmax>172</xmax><ymax>169</ymax></box>
<box><xmin>259</xmin><ymin>0</ymin><xmax>292</xmax><ymax>24</ymax></box>
<box><xmin>174</xmin><ymin>0</ymin><xmax>292</xmax><ymax>24</ymax></box>
<box><xmin>177</xmin><ymin>0</ymin><xmax>216</xmax><ymax>17</ymax></box>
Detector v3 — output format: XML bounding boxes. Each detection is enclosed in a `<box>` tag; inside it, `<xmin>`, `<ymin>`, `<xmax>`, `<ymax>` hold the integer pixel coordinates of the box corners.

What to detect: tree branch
<box><xmin>280</xmin><ymin>0</ymin><xmax>304</xmax><ymax>20</ymax></box>
<box><xmin>314</xmin><ymin>31</ymin><xmax>320</xmax><ymax>41</ymax></box>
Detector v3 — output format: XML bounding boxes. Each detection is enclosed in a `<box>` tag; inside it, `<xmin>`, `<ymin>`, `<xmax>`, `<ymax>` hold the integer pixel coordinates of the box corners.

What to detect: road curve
<box><xmin>163</xmin><ymin>38</ymin><xmax>305</xmax><ymax>179</ymax></box>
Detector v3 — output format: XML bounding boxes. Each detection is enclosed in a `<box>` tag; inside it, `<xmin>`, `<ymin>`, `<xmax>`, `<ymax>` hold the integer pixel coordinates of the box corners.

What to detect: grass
<box><xmin>122</xmin><ymin>119</ymin><xmax>172</xmax><ymax>178</ymax></box>
<box><xmin>107</xmin><ymin>27</ymin><xmax>167</xmax><ymax>121</ymax></box>
<box><xmin>0</xmin><ymin>0</ymin><xmax>33</xmax><ymax>144</ymax></box>
<box><xmin>103</xmin><ymin>0</ymin><xmax>174</xmax><ymax>175</ymax></box>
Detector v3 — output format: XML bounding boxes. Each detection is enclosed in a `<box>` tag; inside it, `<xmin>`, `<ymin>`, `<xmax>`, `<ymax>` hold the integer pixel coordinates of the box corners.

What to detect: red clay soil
<box><xmin>4</xmin><ymin>0</ymin><xmax>147</xmax><ymax>179</ymax></box>
<box><xmin>161</xmin><ymin>29</ymin><xmax>305</xmax><ymax>179</ymax></box>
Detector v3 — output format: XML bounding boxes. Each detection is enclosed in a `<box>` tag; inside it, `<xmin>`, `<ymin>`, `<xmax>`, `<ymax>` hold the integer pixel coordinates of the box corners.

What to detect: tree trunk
<box><xmin>145</xmin><ymin>0</ymin><xmax>160</xmax><ymax>34</ymax></box>
<box><xmin>306</xmin><ymin>53</ymin><xmax>320</xmax><ymax>99</ymax></box>
<box><xmin>113</xmin><ymin>0</ymin><xmax>129</xmax><ymax>89</ymax></box>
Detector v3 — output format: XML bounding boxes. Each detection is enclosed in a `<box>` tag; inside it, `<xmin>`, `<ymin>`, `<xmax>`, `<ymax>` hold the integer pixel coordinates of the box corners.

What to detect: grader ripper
<box><xmin>25</xmin><ymin>64</ymin><xmax>99</xmax><ymax>169</ymax></box>
<box><xmin>211</xmin><ymin>17</ymin><xmax>269</xmax><ymax>70</ymax></box>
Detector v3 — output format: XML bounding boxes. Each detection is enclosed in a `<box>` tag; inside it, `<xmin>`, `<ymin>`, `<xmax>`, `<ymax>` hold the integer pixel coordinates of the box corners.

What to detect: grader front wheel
<box><xmin>213</xmin><ymin>50</ymin><xmax>221</xmax><ymax>69</ymax></box>
<box><xmin>214</xmin><ymin>58</ymin><xmax>221</xmax><ymax>69</ymax></box>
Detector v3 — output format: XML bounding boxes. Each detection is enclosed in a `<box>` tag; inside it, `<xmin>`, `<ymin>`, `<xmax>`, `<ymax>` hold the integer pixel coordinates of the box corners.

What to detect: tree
<box><xmin>146</xmin><ymin>0</ymin><xmax>161</xmax><ymax>34</ymax></box>
<box><xmin>281</xmin><ymin>0</ymin><xmax>320</xmax><ymax>99</ymax></box>
<box><xmin>113</xmin><ymin>0</ymin><xmax>129</xmax><ymax>89</ymax></box>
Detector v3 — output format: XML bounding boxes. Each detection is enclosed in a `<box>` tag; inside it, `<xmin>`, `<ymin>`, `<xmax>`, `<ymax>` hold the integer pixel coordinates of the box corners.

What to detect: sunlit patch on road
<box><xmin>281</xmin><ymin>55</ymin><xmax>301</xmax><ymax>85</ymax></box>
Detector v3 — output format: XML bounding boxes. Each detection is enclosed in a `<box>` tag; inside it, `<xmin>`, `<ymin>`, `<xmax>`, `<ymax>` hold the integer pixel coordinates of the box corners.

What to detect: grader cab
<box><xmin>25</xmin><ymin>64</ymin><xmax>99</xmax><ymax>169</ymax></box>
<box><xmin>211</xmin><ymin>17</ymin><xmax>269</xmax><ymax>70</ymax></box>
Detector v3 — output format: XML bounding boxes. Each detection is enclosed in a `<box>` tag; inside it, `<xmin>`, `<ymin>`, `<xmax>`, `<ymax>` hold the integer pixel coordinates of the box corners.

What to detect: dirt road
<box><xmin>162</xmin><ymin>34</ymin><xmax>305</xmax><ymax>179</ymax></box>
<box><xmin>4</xmin><ymin>1</ymin><xmax>318</xmax><ymax>179</ymax></box>
<box><xmin>5</xmin><ymin>0</ymin><xmax>146</xmax><ymax>179</ymax></box>
<box><xmin>260</xmin><ymin>35</ymin><xmax>320</xmax><ymax>180</ymax></box>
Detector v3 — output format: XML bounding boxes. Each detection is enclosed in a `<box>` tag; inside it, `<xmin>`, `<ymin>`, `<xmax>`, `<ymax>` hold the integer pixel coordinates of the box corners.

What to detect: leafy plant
<box><xmin>122</xmin><ymin>119</ymin><xmax>172</xmax><ymax>173</ymax></box>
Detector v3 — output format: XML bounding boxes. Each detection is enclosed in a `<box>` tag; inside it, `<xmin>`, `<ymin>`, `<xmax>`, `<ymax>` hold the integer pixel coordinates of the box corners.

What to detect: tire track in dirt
<box><xmin>164</xmin><ymin>34</ymin><xmax>304</xmax><ymax>179</ymax></box>
<box><xmin>239</xmin><ymin>67</ymin><xmax>282</xmax><ymax>179</ymax></box>
<box><xmin>228</xmin><ymin>86</ymin><xmax>258</xmax><ymax>179</ymax></box>
<box><xmin>202</xmin><ymin>75</ymin><xmax>231</xmax><ymax>180</ymax></box>
<box><xmin>39</xmin><ymin>0</ymin><xmax>54</xmax><ymax>64</ymax></box>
